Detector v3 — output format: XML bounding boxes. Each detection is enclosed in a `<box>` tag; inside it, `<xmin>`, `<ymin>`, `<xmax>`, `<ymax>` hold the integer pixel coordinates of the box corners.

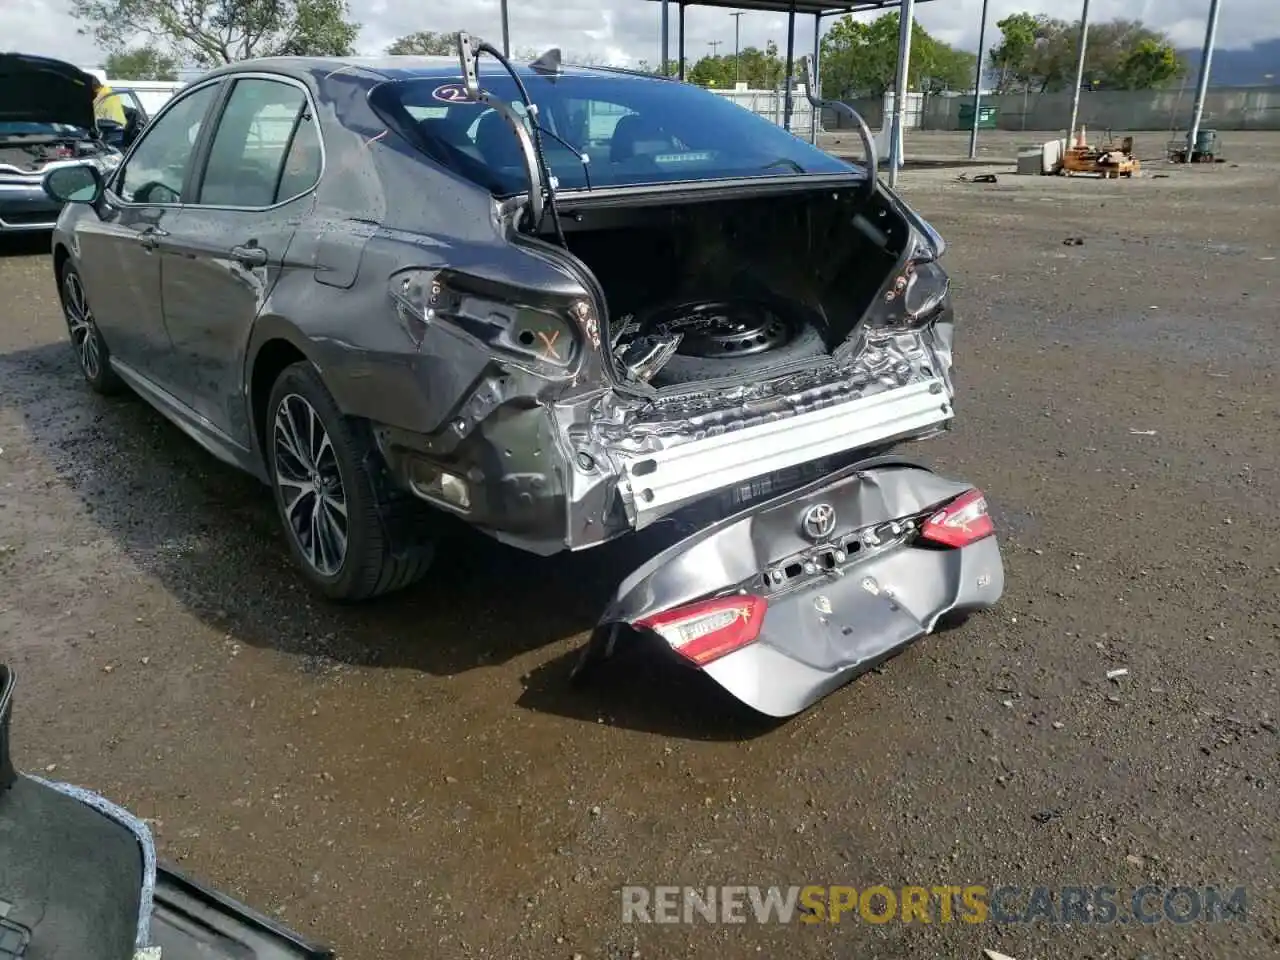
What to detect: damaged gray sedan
<box><xmin>45</xmin><ymin>35</ymin><xmax>1004</xmax><ymax>716</ymax></box>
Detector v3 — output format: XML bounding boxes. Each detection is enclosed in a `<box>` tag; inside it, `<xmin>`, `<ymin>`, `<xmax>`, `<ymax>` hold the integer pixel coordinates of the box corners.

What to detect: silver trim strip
<box><xmin>616</xmin><ymin>379</ymin><xmax>952</xmax><ymax>528</ymax></box>
<box><xmin>106</xmin><ymin>71</ymin><xmax>325</xmax><ymax>212</ymax></box>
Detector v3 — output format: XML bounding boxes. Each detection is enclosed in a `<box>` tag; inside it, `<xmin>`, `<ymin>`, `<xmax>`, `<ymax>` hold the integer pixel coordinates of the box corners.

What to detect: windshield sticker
<box><xmin>432</xmin><ymin>83</ymin><xmax>477</xmax><ymax>104</ymax></box>
<box><xmin>654</xmin><ymin>152</ymin><xmax>714</xmax><ymax>163</ymax></box>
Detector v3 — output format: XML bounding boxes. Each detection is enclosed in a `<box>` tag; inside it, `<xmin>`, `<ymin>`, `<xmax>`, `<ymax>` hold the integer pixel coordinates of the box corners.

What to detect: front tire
<box><xmin>266</xmin><ymin>361</ymin><xmax>433</xmax><ymax>601</ymax></box>
<box><xmin>57</xmin><ymin>262</ymin><xmax>122</xmax><ymax>394</ymax></box>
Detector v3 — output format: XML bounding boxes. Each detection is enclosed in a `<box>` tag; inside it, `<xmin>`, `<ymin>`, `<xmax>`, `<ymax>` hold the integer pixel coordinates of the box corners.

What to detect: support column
<box><xmin>661</xmin><ymin>0</ymin><xmax>669</xmax><ymax>75</ymax></box>
<box><xmin>888</xmin><ymin>0</ymin><xmax>916</xmax><ymax>187</ymax></box>
<box><xmin>967</xmin><ymin>0</ymin><xmax>990</xmax><ymax>159</ymax></box>
<box><xmin>783</xmin><ymin>2</ymin><xmax>796</xmax><ymax>131</ymax></box>
<box><xmin>1065</xmin><ymin>0</ymin><xmax>1092</xmax><ymax>146</ymax></box>
<box><xmin>678</xmin><ymin>2</ymin><xmax>686</xmax><ymax>81</ymax></box>
<box><xmin>1187</xmin><ymin>0</ymin><xmax>1222</xmax><ymax>159</ymax></box>
<box><xmin>811</xmin><ymin>13</ymin><xmax>822</xmax><ymax>144</ymax></box>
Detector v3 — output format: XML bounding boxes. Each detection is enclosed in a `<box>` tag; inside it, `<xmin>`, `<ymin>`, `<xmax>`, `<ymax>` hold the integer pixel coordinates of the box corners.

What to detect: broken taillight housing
<box><xmin>918</xmin><ymin>489</ymin><xmax>994</xmax><ymax>548</ymax></box>
<box><xmin>635</xmin><ymin>594</ymin><xmax>767</xmax><ymax>667</ymax></box>
<box><xmin>877</xmin><ymin>224</ymin><xmax>950</xmax><ymax>326</ymax></box>
<box><xmin>902</xmin><ymin>259</ymin><xmax>949</xmax><ymax>319</ymax></box>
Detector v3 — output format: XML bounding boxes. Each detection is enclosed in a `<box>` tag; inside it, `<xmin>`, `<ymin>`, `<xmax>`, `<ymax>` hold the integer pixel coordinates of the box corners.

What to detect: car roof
<box><xmin>198</xmin><ymin>55</ymin><xmax>665</xmax><ymax>86</ymax></box>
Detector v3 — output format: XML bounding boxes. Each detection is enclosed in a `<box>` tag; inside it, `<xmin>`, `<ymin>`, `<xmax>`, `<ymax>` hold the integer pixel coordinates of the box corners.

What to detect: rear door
<box><xmin>158</xmin><ymin>75</ymin><xmax>322</xmax><ymax>445</ymax></box>
<box><xmin>74</xmin><ymin>80</ymin><xmax>222</xmax><ymax>392</ymax></box>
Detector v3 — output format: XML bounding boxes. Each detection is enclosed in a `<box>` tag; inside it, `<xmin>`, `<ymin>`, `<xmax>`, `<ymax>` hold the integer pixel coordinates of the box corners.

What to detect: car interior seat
<box><xmin>609</xmin><ymin>114</ymin><xmax>674</xmax><ymax>163</ymax></box>
<box><xmin>418</xmin><ymin>115</ymin><xmax>483</xmax><ymax>164</ymax></box>
<box><xmin>473</xmin><ymin>110</ymin><xmax>525</xmax><ymax>170</ymax></box>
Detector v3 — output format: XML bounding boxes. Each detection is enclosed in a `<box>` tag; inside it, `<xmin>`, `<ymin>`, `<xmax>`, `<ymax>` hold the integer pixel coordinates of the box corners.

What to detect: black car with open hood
<box><xmin>0</xmin><ymin>52</ymin><xmax>99</xmax><ymax>131</ymax></box>
<box><xmin>0</xmin><ymin>52</ymin><xmax>123</xmax><ymax>232</ymax></box>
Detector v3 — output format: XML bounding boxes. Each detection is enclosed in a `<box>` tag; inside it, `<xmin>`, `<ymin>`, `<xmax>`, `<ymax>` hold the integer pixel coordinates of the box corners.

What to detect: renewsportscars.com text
<box><xmin>620</xmin><ymin>884</ymin><xmax>1248</xmax><ymax>925</ymax></box>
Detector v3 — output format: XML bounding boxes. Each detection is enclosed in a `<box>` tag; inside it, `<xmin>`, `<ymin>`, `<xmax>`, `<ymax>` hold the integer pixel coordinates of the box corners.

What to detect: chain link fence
<box><xmin>826</xmin><ymin>86</ymin><xmax>1280</xmax><ymax>133</ymax></box>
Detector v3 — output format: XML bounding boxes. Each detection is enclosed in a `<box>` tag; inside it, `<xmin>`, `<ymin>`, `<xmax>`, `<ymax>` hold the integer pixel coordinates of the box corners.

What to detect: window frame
<box><xmin>186</xmin><ymin>73</ymin><xmax>326</xmax><ymax>213</ymax></box>
<box><xmin>106</xmin><ymin>77</ymin><xmax>226</xmax><ymax>209</ymax></box>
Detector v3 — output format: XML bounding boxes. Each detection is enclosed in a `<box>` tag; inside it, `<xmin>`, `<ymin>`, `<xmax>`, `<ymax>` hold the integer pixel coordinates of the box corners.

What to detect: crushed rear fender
<box><xmin>571</xmin><ymin>456</ymin><xmax>1005</xmax><ymax>717</ymax></box>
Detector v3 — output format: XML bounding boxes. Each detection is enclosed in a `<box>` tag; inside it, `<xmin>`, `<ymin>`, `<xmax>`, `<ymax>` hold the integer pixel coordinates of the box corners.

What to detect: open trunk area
<box><xmin>550</xmin><ymin>184</ymin><xmax>912</xmax><ymax>389</ymax></box>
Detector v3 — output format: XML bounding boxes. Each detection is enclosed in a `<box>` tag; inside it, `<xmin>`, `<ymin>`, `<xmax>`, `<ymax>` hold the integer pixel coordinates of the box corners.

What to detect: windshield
<box><xmin>368</xmin><ymin>72</ymin><xmax>856</xmax><ymax>195</ymax></box>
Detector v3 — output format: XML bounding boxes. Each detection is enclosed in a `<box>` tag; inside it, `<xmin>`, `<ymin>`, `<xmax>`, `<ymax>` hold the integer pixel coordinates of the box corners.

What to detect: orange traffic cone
<box><xmin>1075</xmin><ymin>125</ymin><xmax>1087</xmax><ymax>147</ymax></box>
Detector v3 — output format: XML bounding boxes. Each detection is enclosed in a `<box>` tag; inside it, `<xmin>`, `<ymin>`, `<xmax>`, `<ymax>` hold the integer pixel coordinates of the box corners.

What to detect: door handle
<box><xmin>138</xmin><ymin>226</ymin><xmax>168</xmax><ymax>250</ymax></box>
<box><xmin>230</xmin><ymin>244</ymin><xmax>268</xmax><ymax>267</ymax></box>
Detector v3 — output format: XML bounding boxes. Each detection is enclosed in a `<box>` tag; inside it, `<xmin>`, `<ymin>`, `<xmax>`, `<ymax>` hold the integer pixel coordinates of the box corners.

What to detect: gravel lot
<box><xmin>1</xmin><ymin>131</ymin><xmax>1276</xmax><ymax>959</ymax></box>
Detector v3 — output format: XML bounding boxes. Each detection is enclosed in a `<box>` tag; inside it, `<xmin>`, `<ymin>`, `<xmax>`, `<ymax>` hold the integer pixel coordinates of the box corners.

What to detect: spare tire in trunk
<box><xmin>628</xmin><ymin>294</ymin><xmax>826</xmax><ymax>385</ymax></box>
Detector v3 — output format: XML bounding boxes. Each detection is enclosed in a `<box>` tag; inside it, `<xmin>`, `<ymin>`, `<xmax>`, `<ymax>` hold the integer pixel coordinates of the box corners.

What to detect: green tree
<box><xmin>687</xmin><ymin>54</ymin><xmax>730</xmax><ymax>87</ymax></box>
<box><xmin>1112</xmin><ymin>38</ymin><xmax>1181</xmax><ymax>89</ymax></box>
<box><xmin>70</xmin><ymin>0</ymin><xmax>359</xmax><ymax>66</ymax></box>
<box><xmin>989</xmin><ymin>12</ymin><xmax>1041</xmax><ymax>92</ymax></box>
<box><xmin>103</xmin><ymin>45</ymin><xmax>179</xmax><ymax>80</ymax></box>
<box><xmin>990</xmin><ymin>14</ymin><xmax>1184</xmax><ymax>92</ymax></box>
<box><xmin>386</xmin><ymin>31</ymin><xmax>457</xmax><ymax>56</ymax></box>
<box><xmin>820</xmin><ymin>13</ymin><xmax>975</xmax><ymax>99</ymax></box>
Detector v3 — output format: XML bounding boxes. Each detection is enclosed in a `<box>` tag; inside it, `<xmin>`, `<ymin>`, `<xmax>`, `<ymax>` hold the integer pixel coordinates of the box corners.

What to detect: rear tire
<box><xmin>266</xmin><ymin>361</ymin><xmax>433</xmax><ymax>602</ymax></box>
<box><xmin>57</xmin><ymin>261</ymin><xmax>122</xmax><ymax>395</ymax></box>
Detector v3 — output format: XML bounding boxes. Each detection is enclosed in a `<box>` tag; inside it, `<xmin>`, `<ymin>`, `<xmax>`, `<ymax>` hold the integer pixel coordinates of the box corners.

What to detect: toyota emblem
<box><xmin>801</xmin><ymin>503</ymin><xmax>837</xmax><ymax>541</ymax></box>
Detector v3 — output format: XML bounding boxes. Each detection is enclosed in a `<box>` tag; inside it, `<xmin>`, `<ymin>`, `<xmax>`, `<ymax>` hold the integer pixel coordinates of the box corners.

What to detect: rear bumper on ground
<box><xmin>701</xmin><ymin>536</ymin><xmax>1002</xmax><ymax>717</ymax></box>
<box><xmin>571</xmin><ymin>456</ymin><xmax>1005</xmax><ymax>717</ymax></box>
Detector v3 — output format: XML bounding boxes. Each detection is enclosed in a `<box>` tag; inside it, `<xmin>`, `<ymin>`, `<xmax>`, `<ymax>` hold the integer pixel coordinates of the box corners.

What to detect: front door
<box><xmin>159</xmin><ymin>76</ymin><xmax>323</xmax><ymax>446</ymax></box>
<box><xmin>75</xmin><ymin>81</ymin><xmax>223</xmax><ymax>395</ymax></box>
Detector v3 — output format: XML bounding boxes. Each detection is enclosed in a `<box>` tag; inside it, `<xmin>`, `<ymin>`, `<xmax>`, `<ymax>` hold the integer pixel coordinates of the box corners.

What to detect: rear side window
<box><xmin>116</xmin><ymin>82</ymin><xmax>219</xmax><ymax>204</ymax></box>
<box><xmin>275</xmin><ymin>110</ymin><xmax>322</xmax><ymax>202</ymax></box>
<box><xmin>197</xmin><ymin>77</ymin><xmax>320</xmax><ymax>208</ymax></box>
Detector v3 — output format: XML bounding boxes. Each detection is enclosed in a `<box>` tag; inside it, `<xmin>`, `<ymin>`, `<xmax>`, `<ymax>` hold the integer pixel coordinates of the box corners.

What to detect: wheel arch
<box><xmin>246</xmin><ymin>316</ymin><xmax>321</xmax><ymax>469</ymax></box>
<box><xmin>52</xmin><ymin>242</ymin><xmax>72</xmax><ymax>281</ymax></box>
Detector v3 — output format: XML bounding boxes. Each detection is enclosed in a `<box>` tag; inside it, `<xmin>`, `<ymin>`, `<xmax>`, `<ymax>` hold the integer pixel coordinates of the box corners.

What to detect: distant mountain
<box><xmin>1178</xmin><ymin>39</ymin><xmax>1280</xmax><ymax>86</ymax></box>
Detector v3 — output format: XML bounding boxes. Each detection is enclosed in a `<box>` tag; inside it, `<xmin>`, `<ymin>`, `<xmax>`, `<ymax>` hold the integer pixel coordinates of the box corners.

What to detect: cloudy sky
<box><xmin>3</xmin><ymin>0</ymin><xmax>1276</xmax><ymax>70</ymax></box>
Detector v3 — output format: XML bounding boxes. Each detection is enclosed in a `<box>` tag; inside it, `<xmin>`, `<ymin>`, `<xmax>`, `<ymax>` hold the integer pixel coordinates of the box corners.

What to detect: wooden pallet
<box><xmin>1061</xmin><ymin>147</ymin><xmax>1140</xmax><ymax>178</ymax></box>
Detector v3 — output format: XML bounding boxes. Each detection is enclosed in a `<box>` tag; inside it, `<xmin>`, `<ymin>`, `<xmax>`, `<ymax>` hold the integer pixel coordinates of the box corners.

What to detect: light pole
<box><xmin>1186</xmin><ymin>0</ymin><xmax>1223</xmax><ymax>159</ymax></box>
<box><xmin>967</xmin><ymin>0</ymin><xmax>990</xmax><ymax>159</ymax></box>
<box><xmin>888</xmin><ymin>0</ymin><xmax>916</xmax><ymax>188</ymax></box>
<box><xmin>730</xmin><ymin>11</ymin><xmax>744</xmax><ymax>83</ymax></box>
<box><xmin>709</xmin><ymin>40</ymin><xmax>723</xmax><ymax>57</ymax></box>
<box><xmin>1065</xmin><ymin>0</ymin><xmax>1092</xmax><ymax>147</ymax></box>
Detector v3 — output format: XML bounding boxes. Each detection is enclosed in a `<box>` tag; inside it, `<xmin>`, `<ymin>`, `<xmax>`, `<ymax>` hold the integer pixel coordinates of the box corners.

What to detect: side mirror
<box><xmin>44</xmin><ymin>163</ymin><xmax>104</xmax><ymax>205</ymax></box>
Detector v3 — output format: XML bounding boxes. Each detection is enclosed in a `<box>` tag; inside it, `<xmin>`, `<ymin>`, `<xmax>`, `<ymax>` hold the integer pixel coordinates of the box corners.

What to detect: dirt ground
<box><xmin>1</xmin><ymin>132</ymin><xmax>1277</xmax><ymax>959</ymax></box>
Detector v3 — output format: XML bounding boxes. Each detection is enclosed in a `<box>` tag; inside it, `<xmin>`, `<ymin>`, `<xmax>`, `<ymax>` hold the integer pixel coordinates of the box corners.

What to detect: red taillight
<box><xmin>635</xmin><ymin>594</ymin><xmax>767</xmax><ymax>667</ymax></box>
<box><xmin>919</xmin><ymin>488</ymin><xmax>994</xmax><ymax>548</ymax></box>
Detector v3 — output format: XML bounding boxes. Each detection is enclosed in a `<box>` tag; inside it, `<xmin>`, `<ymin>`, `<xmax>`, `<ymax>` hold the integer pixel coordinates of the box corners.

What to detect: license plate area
<box><xmin>762</xmin><ymin>511</ymin><xmax>932</xmax><ymax>595</ymax></box>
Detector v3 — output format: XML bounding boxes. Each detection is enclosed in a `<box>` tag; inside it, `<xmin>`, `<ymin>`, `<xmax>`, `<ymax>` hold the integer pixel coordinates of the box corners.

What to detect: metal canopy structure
<box><xmin>491</xmin><ymin>0</ymin><xmax>1229</xmax><ymax>183</ymax></box>
<box><xmin>639</xmin><ymin>0</ymin><xmax>942</xmax><ymax>185</ymax></box>
<box><xmin>646</xmin><ymin>0</ymin><xmax>928</xmax><ymax>11</ymax></box>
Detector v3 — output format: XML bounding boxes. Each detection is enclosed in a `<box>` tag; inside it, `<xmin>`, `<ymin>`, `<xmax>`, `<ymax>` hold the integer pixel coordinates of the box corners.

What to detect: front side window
<box><xmin>115</xmin><ymin>82</ymin><xmax>219</xmax><ymax>204</ymax></box>
<box><xmin>368</xmin><ymin>73</ymin><xmax>854</xmax><ymax>195</ymax></box>
<box><xmin>197</xmin><ymin>77</ymin><xmax>316</xmax><ymax>207</ymax></box>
